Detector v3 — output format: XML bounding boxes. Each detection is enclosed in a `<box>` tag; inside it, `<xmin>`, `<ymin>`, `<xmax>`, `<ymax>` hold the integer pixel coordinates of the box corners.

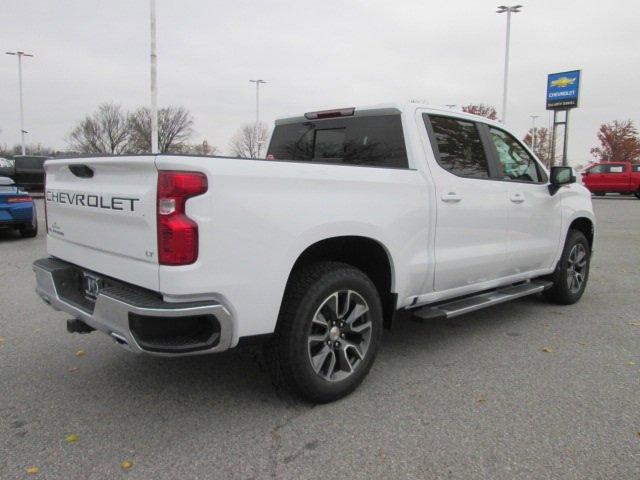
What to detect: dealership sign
<box><xmin>546</xmin><ymin>70</ymin><xmax>581</xmax><ymax>110</ymax></box>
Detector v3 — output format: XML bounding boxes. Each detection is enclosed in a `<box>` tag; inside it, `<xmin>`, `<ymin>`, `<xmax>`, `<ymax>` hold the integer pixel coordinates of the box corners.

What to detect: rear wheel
<box><xmin>265</xmin><ymin>261</ymin><xmax>383</xmax><ymax>403</ymax></box>
<box><xmin>19</xmin><ymin>205</ymin><xmax>38</xmax><ymax>238</ymax></box>
<box><xmin>634</xmin><ymin>190</ymin><xmax>640</xmax><ymax>199</ymax></box>
<box><xmin>593</xmin><ymin>192</ymin><xmax>605</xmax><ymax>197</ymax></box>
<box><xmin>543</xmin><ymin>230</ymin><xmax>590</xmax><ymax>305</ymax></box>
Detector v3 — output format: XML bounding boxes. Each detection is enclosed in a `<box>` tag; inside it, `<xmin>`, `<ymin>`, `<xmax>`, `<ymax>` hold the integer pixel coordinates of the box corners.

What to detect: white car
<box><xmin>34</xmin><ymin>103</ymin><xmax>595</xmax><ymax>402</ymax></box>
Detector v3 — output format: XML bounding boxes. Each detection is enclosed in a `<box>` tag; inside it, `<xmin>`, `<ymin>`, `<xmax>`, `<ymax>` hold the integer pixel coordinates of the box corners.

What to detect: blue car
<box><xmin>0</xmin><ymin>176</ymin><xmax>38</xmax><ymax>238</ymax></box>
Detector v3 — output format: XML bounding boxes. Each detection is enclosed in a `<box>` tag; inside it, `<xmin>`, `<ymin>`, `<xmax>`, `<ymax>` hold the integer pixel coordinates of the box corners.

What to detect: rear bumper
<box><xmin>33</xmin><ymin>257</ymin><xmax>234</xmax><ymax>357</ymax></box>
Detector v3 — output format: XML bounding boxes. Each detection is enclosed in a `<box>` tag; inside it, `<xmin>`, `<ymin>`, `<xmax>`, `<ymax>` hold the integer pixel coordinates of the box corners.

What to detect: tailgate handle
<box><xmin>68</xmin><ymin>164</ymin><xmax>94</xmax><ymax>178</ymax></box>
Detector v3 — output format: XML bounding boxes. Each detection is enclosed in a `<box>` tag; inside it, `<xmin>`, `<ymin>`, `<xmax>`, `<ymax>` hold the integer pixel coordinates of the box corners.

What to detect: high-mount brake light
<box><xmin>157</xmin><ymin>171</ymin><xmax>208</xmax><ymax>266</ymax></box>
<box><xmin>304</xmin><ymin>107</ymin><xmax>355</xmax><ymax>120</ymax></box>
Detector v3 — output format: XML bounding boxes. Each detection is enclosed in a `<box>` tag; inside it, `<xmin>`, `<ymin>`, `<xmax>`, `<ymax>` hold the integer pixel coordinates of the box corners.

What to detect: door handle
<box><xmin>510</xmin><ymin>193</ymin><xmax>524</xmax><ymax>203</ymax></box>
<box><xmin>441</xmin><ymin>192</ymin><xmax>462</xmax><ymax>203</ymax></box>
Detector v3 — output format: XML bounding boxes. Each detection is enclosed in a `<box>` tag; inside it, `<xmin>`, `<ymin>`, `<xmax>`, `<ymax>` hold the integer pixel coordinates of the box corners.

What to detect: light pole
<box><xmin>149</xmin><ymin>0</ymin><xmax>159</xmax><ymax>154</ymax></box>
<box><xmin>249</xmin><ymin>79</ymin><xmax>266</xmax><ymax>125</ymax></box>
<box><xmin>249</xmin><ymin>79</ymin><xmax>266</xmax><ymax>157</ymax></box>
<box><xmin>530</xmin><ymin>115</ymin><xmax>539</xmax><ymax>151</ymax></box>
<box><xmin>496</xmin><ymin>5</ymin><xmax>522</xmax><ymax>123</ymax></box>
<box><xmin>6</xmin><ymin>51</ymin><xmax>34</xmax><ymax>156</ymax></box>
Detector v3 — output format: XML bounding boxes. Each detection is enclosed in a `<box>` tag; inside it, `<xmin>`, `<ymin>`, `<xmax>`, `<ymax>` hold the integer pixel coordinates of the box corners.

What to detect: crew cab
<box><xmin>581</xmin><ymin>161</ymin><xmax>640</xmax><ymax>198</ymax></box>
<box><xmin>34</xmin><ymin>104</ymin><xmax>595</xmax><ymax>402</ymax></box>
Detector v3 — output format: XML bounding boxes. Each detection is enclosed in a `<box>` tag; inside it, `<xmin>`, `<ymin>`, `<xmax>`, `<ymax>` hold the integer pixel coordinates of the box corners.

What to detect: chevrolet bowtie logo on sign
<box><xmin>546</xmin><ymin>70</ymin><xmax>581</xmax><ymax>110</ymax></box>
<box><xmin>550</xmin><ymin>77</ymin><xmax>576</xmax><ymax>88</ymax></box>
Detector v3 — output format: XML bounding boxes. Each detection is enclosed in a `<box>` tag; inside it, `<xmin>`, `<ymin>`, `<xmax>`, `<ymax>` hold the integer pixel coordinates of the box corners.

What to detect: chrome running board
<box><xmin>411</xmin><ymin>280</ymin><xmax>553</xmax><ymax>321</ymax></box>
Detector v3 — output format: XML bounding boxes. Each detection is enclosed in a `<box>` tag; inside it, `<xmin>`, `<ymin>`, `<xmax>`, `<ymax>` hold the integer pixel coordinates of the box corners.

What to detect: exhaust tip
<box><xmin>110</xmin><ymin>332</ymin><xmax>129</xmax><ymax>346</ymax></box>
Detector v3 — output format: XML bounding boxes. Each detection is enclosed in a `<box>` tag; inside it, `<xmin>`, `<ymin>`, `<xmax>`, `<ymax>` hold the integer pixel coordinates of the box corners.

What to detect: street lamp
<box><xmin>249</xmin><ymin>79</ymin><xmax>266</xmax><ymax>158</ymax></box>
<box><xmin>5</xmin><ymin>51</ymin><xmax>34</xmax><ymax>156</ymax></box>
<box><xmin>149</xmin><ymin>0</ymin><xmax>159</xmax><ymax>154</ymax></box>
<box><xmin>530</xmin><ymin>115</ymin><xmax>539</xmax><ymax>151</ymax></box>
<box><xmin>496</xmin><ymin>5</ymin><xmax>522</xmax><ymax>123</ymax></box>
<box><xmin>249</xmin><ymin>79</ymin><xmax>266</xmax><ymax>125</ymax></box>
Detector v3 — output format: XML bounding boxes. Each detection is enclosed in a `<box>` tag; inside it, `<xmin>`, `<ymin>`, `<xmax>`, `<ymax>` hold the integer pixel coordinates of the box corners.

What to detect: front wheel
<box><xmin>543</xmin><ymin>230</ymin><xmax>591</xmax><ymax>305</ymax></box>
<box><xmin>265</xmin><ymin>261</ymin><xmax>383</xmax><ymax>403</ymax></box>
<box><xmin>634</xmin><ymin>190</ymin><xmax>640</xmax><ymax>199</ymax></box>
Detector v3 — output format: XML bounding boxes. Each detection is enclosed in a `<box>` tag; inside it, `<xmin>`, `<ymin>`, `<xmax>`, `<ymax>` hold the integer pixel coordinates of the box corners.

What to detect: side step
<box><xmin>411</xmin><ymin>280</ymin><xmax>553</xmax><ymax>321</ymax></box>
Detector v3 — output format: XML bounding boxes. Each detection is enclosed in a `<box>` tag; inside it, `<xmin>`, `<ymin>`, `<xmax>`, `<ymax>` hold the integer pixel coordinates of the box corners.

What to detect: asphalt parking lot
<box><xmin>1</xmin><ymin>197</ymin><xmax>638</xmax><ymax>479</ymax></box>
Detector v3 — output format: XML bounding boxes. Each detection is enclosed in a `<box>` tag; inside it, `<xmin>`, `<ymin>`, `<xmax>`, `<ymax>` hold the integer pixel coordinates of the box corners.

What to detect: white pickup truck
<box><xmin>34</xmin><ymin>104</ymin><xmax>595</xmax><ymax>402</ymax></box>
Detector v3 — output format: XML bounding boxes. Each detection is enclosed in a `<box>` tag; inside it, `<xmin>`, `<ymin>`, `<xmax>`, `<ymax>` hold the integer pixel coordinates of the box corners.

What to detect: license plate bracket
<box><xmin>82</xmin><ymin>272</ymin><xmax>104</xmax><ymax>300</ymax></box>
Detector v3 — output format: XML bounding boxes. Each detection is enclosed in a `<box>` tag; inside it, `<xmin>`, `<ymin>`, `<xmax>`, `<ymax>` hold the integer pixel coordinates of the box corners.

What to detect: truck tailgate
<box><xmin>44</xmin><ymin>156</ymin><xmax>159</xmax><ymax>291</ymax></box>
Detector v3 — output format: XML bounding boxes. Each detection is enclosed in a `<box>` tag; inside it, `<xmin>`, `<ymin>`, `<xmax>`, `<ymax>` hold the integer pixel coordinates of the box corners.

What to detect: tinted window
<box><xmin>488</xmin><ymin>128</ymin><xmax>542</xmax><ymax>183</ymax></box>
<box><xmin>267</xmin><ymin>115</ymin><xmax>408</xmax><ymax>168</ymax></box>
<box><xmin>605</xmin><ymin>164</ymin><xmax>625</xmax><ymax>173</ymax></box>
<box><xmin>633</xmin><ymin>165</ymin><xmax>640</xmax><ymax>172</ymax></box>
<box><xmin>314</xmin><ymin>129</ymin><xmax>346</xmax><ymax>159</ymax></box>
<box><xmin>425</xmin><ymin>115</ymin><xmax>489</xmax><ymax>178</ymax></box>
<box><xmin>588</xmin><ymin>164</ymin><xmax>605</xmax><ymax>173</ymax></box>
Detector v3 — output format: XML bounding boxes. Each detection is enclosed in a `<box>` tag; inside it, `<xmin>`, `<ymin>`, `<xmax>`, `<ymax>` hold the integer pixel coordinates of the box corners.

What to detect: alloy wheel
<box><xmin>307</xmin><ymin>290</ymin><xmax>372</xmax><ymax>382</ymax></box>
<box><xmin>566</xmin><ymin>243</ymin><xmax>587</xmax><ymax>294</ymax></box>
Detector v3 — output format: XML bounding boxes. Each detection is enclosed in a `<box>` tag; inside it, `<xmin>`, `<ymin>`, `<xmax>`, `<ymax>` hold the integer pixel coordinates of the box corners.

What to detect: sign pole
<box><xmin>550</xmin><ymin>110</ymin><xmax>558</xmax><ymax>167</ymax></box>
<box><xmin>562</xmin><ymin>110</ymin><xmax>570</xmax><ymax>166</ymax></box>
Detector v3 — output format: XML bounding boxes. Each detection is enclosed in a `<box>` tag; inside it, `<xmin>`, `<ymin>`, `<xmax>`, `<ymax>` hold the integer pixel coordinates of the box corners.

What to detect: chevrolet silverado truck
<box><xmin>581</xmin><ymin>161</ymin><xmax>640</xmax><ymax>198</ymax></box>
<box><xmin>34</xmin><ymin>104</ymin><xmax>595</xmax><ymax>402</ymax></box>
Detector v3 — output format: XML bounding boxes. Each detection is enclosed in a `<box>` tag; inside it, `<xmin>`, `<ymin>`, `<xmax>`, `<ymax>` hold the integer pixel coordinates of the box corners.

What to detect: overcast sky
<box><xmin>2</xmin><ymin>0</ymin><xmax>639</xmax><ymax>165</ymax></box>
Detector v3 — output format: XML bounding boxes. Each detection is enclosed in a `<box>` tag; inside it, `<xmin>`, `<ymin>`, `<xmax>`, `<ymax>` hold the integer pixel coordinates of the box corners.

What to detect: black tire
<box><xmin>265</xmin><ymin>261</ymin><xmax>383</xmax><ymax>403</ymax></box>
<box><xmin>19</xmin><ymin>204</ymin><xmax>38</xmax><ymax>238</ymax></box>
<box><xmin>634</xmin><ymin>191</ymin><xmax>640</xmax><ymax>199</ymax></box>
<box><xmin>543</xmin><ymin>230</ymin><xmax>590</xmax><ymax>305</ymax></box>
<box><xmin>593</xmin><ymin>192</ymin><xmax>605</xmax><ymax>197</ymax></box>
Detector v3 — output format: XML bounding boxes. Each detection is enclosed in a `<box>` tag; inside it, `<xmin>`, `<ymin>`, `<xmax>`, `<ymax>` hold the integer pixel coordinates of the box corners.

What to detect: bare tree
<box><xmin>229</xmin><ymin>122</ymin><xmax>270</xmax><ymax>159</ymax></box>
<box><xmin>461</xmin><ymin>104</ymin><xmax>498</xmax><ymax>120</ymax></box>
<box><xmin>523</xmin><ymin>127</ymin><xmax>552</xmax><ymax>166</ymax></box>
<box><xmin>67</xmin><ymin>103</ymin><xmax>131</xmax><ymax>154</ymax></box>
<box><xmin>171</xmin><ymin>140</ymin><xmax>219</xmax><ymax>156</ymax></box>
<box><xmin>128</xmin><ymin>106</ymin><xmax>194</xmax><ymax>153</ymax></box>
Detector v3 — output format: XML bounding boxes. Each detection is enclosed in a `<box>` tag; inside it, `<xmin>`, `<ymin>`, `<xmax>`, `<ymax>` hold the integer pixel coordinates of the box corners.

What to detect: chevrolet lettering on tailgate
<box><xmin>46</xmin><ymin>190</ymin><xmax>140</xmax><ymax>212</ymax></box>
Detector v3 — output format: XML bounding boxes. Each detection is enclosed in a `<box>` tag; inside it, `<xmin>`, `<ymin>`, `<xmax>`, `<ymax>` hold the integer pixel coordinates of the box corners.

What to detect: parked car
<box><xmin>33</xmin><ymin>104</ymin><xmax>595</xmax><ymax>402</ymax></box>
<box><xmin>12</xmin><ymin>155</ymin><xmax>50</xmax><ymax>192</ymax></box>
<box><xmin>0</xmin><ymin>176</ymin><xmax>38</xmax><ymax>237</ymax></box>
<box><xmin>0</xmin><ymin>157</ymin><xmax>15</xmax><ymax>177</ymax></box>
<box><xmin>581</xmin><ymin>161</ymin><xmax>640</xmax><ymax>198</ymax></box>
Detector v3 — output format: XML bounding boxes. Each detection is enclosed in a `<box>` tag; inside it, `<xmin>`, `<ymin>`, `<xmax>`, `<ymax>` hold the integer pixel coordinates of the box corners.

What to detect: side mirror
<box><xmin>549</xmin><ymin>166</ymin><xmax>576</xmax><ymax>195</ymax></box>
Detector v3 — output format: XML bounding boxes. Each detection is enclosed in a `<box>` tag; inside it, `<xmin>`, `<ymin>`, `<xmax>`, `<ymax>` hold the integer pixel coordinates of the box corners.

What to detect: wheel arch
<box><xmin>568</xmin><ymin>217</ymin><xmax>594</xmax><ymax>250</ymax></box>
<box><xmin>282</xmin><ymin>236</ymin><xmax>397</xmax><ymax>329</ymax></box>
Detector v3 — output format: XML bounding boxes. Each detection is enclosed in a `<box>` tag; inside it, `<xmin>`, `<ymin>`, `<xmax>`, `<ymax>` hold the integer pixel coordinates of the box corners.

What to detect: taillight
<box><xmin>7</xmin><ymin>196</ymin><xmax>32</xmax><ymax>203</ymax></box>
<box><xmin>157</xmin><ymin>171</ymin><xmax>208</xmax><ymax>265</ymax></box>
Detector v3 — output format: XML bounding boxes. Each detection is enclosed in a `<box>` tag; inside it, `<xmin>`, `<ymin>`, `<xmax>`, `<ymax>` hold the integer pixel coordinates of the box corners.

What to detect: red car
<box><xmin>581</xmin><ymin>162</ymin><xmax>640</xmax><ymax>198</ymax></box>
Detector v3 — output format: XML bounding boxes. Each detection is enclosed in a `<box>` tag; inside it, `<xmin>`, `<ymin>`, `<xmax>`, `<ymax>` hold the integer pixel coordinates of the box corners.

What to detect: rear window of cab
<box><xmin>267</xmin><ymin>115</ymin><xmax>409</xmax><ymax>169</ymax></box>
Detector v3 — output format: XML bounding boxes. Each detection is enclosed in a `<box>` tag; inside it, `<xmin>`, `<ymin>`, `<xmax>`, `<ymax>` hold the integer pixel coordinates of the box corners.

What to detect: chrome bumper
<box><xmin>33</xmin><ymin>257</ymin><xmax>234</xmax><ymax>357</ymax></box>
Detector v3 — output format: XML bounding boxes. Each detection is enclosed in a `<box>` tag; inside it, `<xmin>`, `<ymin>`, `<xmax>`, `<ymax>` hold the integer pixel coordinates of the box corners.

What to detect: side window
<box><xmin>633</xmin><ymin>165</ymin><xmax>640</xmax><ymax>172</ymax></box>
<box><xmin>605</xmin><ymin>164</ymin><xmax>625</xmax><ymax>173</ymax></box>
<box><xmin>488</xmin><ymin>127</ymin><xmax>541</xmax><ymax>183</ymax></box>
<box><xmin>589</xmin><ymin>164</ymin><xmax>605</xmax><ymax>173</ymax></box>
<box><xmin>425</xmin><ymin>115</ymin><xmax>489</xmax><ymax>178</ymax></box>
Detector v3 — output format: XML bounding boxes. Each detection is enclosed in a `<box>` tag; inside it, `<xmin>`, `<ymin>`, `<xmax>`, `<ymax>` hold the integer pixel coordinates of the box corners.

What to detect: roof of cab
<box><xmin>274</xmin><ymin>102</ymin><xmax>507</xmax><ymax>129</ymax></box>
